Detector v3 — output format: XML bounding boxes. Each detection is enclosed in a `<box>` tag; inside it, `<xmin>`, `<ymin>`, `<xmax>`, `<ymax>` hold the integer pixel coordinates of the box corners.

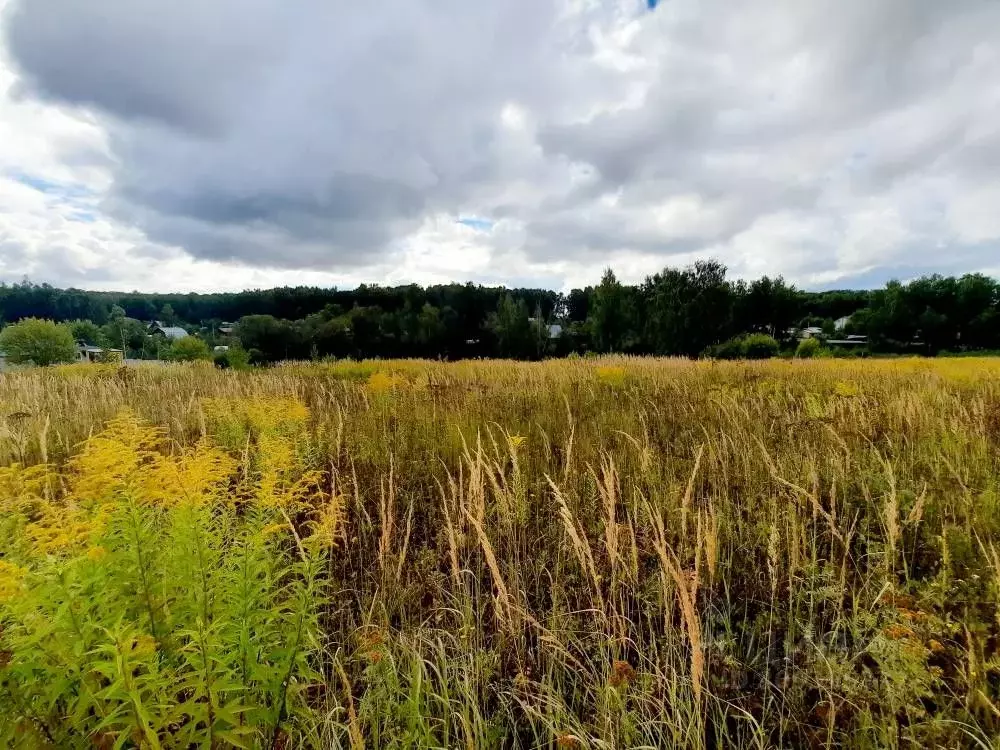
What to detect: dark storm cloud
<box><xmin>4</xmin><ymin>0</ymin><xmax>607</xmax><ymax>269</ymax></box>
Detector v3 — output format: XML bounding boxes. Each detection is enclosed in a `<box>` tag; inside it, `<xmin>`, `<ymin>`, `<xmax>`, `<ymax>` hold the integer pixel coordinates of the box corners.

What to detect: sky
<box><xmin>1</xmin><ymin>0</ymin><xmax>999</xmax><ymax>294</ymax></box>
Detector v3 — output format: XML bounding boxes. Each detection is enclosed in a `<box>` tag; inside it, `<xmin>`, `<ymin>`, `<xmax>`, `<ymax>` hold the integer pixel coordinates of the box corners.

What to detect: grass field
<box><xmin>2</xmin><ymin>357</ymin><xmax>1000</xmax><ymax>748</ymax></box>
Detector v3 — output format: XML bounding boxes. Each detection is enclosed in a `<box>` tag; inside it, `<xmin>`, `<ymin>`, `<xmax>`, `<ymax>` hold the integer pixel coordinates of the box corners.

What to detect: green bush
<box><xmin>213</xmin><ymin>344</ymin><xmax>251</xmax><ymax>370</ymax></box>
<box><xmin>742</xmin><ymin>333</ymin><xmax>779</xmax><ymax>359</ymax></box>
<box><xmin>704</xmin><ymin>337</ymin><xmax>746</xmax><ymax>360</ymax></box>
<box><xmin>706</xmin><ymin>334</ymin><xmax>780</xmax><ymax>360</ymax></box>
<box><xmin>795</xmin><ymin>337</ymin><xmax>822</xmax><ymax>358</ymax></box>
<box><xmin>166</xmin><ymin>336</ymin><xmax>211</xmax><ymax>362</ymax></box>
<box><xmin>67</xmin><ymin>319</ymin><xmax>104</xmax><ymax>346</ymax></box>
<box><xmin>0</xmin><ymin>318</ymin><xmax>77</xmax><ymax>366</ymax></box>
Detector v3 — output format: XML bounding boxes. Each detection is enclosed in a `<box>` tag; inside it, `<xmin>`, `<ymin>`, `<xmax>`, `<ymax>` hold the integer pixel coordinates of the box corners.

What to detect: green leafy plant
<box><xmin>795</xmin><ymin>336</ymin><xmax>822</xmax><ymax>358</ymax></box>
<box><xmin>167</xmin><ymin>336</ymin><xmax>212</xmax><ymax>362</ymax></box>
<box><xmin>0</xmin><ymin>318</ymin><xmax>77</xmax><ymax>366</ymax></box>
<box><xmin>741</xmin><ymin>333</ymin><xmax>779</xmax><ymax>359</ymax></box>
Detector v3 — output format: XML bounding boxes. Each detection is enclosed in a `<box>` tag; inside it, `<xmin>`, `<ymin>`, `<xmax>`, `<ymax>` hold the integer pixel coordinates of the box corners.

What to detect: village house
<box><xmin>148</xmin><ymin>321</ymin><xmax>190</xmax><ymax>340</ymax></box>
<box><xmin>528</xmin><ymin>318</ymin><xmax>564</xmax><ymax>339</ymax></box>
<box><xmin>76</xmin><ymin>342</ymin><xmax>123</xmax><ymax>363</ymax></box>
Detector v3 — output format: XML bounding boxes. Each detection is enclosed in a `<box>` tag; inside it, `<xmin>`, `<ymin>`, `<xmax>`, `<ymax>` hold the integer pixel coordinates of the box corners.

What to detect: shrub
<box><xmin>741</xmin><ymin>333</ymin><xmax>779</xmax><ymax>359</ymax></box>
<box><xmin>67</xmin><ymin>319</ymin><xmax>104</xmax><ymax>346</ymax></box>
<box><xmin>795</xmin><ymin>337</ymin><xmax>823</xmax><ymax>358</ymax></box>
<box><xmin>213</xmin><ymin>344</ymin><xmax>251</xmax><ymax>370</ymax></box>
<box><xmin>705</xmin><ymin>334</ymin><xmax>779</xmax><ymax>360</ymax></box>
<box><xmin>0</xmin><ymin>318</ymin><xmax>77</xmax><ymax>366</ymax></box>
<box><xmin>166</xmin><ymin>336</ymin><xmax>211</xmax><ymax>362</ymax></box>
<box><xmin>0</xmin><ymin>408</ymin><xmax>329</xmax><ymax>746</ymax></box>
<box><xmin>705</xmin><ymin>337</ymin><xmax>746</xmax><ymax>360</ymax></box>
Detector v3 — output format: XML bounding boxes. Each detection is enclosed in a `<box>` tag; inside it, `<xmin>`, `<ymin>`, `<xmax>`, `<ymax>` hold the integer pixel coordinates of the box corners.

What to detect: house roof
<box><xmin>155</xmin><ymin>325</ymin><xmax>189</xmax><ymax>340</ymax></box>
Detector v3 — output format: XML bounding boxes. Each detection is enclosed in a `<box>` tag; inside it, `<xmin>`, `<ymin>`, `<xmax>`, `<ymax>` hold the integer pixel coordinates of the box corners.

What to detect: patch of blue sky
<box><xmin>10</xmin><ymin>170</ymin><xmax>93</xmax><ymax>199</ymax></box>
<box><xmin>67</xmin><ymin>209</ymin><xmax>98</xmax><ymax>223</ymax></box>
<box><xmin>456</xmin><ymin>216</ymin><xmax>494</xmax><ymax>232</ymax></box>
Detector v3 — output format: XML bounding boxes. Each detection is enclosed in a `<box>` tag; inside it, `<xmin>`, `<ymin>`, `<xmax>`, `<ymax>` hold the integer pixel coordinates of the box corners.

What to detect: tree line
<box><xmin>1</xmin><ymin>262</ymin><xmax>998</xmax><ymax>363</ymax></box>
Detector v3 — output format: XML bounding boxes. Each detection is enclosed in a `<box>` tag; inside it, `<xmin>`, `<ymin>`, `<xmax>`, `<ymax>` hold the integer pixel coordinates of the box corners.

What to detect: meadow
<box><xmin>1</xmin><ymin>357</ymin><xmax>1000</xmax><ymax>748</ymax></box>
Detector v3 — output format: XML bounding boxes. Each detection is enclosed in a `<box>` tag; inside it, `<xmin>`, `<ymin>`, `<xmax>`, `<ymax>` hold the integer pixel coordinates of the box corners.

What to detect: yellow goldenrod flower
<box><xmin>367</xmin><ymin>371</ymin><xmax>401</xmax><ymax>394</ymax></box>
<box><xmin>595</xmin><ymin>366</ymin><xmax>627</xmax><ymax>387</ymax></box>
<box><xmin>304</xmin><ymin>497</ymin><xmax>345</xmax><ymax>550</ymax></box>
<box><xmin>0</xmin><ymin>560</ymin><xmax>27</xmax><ymax>603</ymax></box>
<box><xmin>128</xmin><ymin>634</ymin><xmax>158</xmax><ymax>658</ymax></box>
<box><xmin>832</xmin><ymin>381</ymin><xmax>859</xmax><ymax>398</ymax></box>
<box><xmin>261</xmin><ymin>523</ymin><xmax>288</xmax><ymax>538</ymax></box>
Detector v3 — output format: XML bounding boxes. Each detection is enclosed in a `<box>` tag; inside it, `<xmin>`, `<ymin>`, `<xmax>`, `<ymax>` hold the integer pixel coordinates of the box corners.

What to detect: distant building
<box><xmin>218</xmin><ymin>322</ymin><xmax>235</xmax><ymax>335</ymax></box>
<box><xmin>148</xmin><ymin>321</ymin><xmax>189</xmax><ymax>340</ymax></box>
<box><xmin>76</xmin><ymin>342</ymin><xmax>123</xmax><ymax>363</ymax></box>
<box><xmin>827</xmin><ymin>336</ymin><xmax>868</xmax><ymax>347</ymax></box>
<box><xmin>529</xmin><ymin>318</ymin><xmax>565</xmax><ymax>339</ymax></box>
<box><xmin>799</xmin><ymin>326</ymin><xmax>824</xmax><ymax>339</ymax></box>
<box><xmin>213</xmin><ymin>345</ymin><xmax>230</xmax><ymax>353</ymax></box>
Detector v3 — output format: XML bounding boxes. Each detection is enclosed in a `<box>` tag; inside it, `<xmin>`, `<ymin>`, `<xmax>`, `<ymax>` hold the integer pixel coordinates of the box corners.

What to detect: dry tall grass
<box><xmin>2</xmin><ymin>356</ymin><xmax>1000</xmax><ymax>748</ymax></box>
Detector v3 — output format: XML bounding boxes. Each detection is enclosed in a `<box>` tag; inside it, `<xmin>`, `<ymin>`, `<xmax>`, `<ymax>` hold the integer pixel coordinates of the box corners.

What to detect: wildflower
<box><xmin>367</xmin><ymin>371</ymin><xmax>399</xmax><ymax>394</ymax></box>
<box><xmin>86</xmin><ymin>546</ymin><xmax>108</xmax><ymax>562</ymax></box>
<box><xmin>556</xmin><ymin>734</ymin><xmax>582</xmax><ymax>748</ymax></box>
<box><xmin>928</xmin><ymin>639</ymin><xmax>945</xmax><ymax>654</ymax></box>
<box><xmin>358</xmin><ymin>628</ymin><xmax>385</xmax><ymax>650</ymax></box>
<box><xmin>27</xmin><ymin>511</ymin><xmax>97</xmax><ymax>555</ymax></box>
<box><xmin>261</xmin><ymin>523</ymin><xmax>288</xmax><ymax>538</ymax></box>
<box><xmin>0</xmin><ymin>560</ymin><xmax>26</xmax><ymax>603</ymax></box>
<box><xmin>897</xmin><ymin>607</ymin><xmax>928</xmax><ymax>622</ymax></box>
<box><xmin>304</xmin><ymin>497</ymin><xmax>345</xmax><ymax>551</ymax></box>
<box><xmin>68</xmin><ymin>411</ymin><xmax>166</xmax><ymax>504</ymax></box>
<box><xmin>595</xmin><ymin>366</ymin><xmax>627</xmax><ymax>387</ymax></box>
<box><xmin>128</xmin><ymin>634</ymin><xmax>158</xmax><ymax>658</ymax></box>
<box><xmin>508</xmin><ymin>434</ymin><xmax>527</xmax><ymax>451</ymax></box>
<box><xmin>0</xmin><ymin>463</ymin><xmax>55</xmax><ymax>514</ymax></box>
<box><xmin>883</xmin><ymin>624</ymin><xmax>916</xmax><ymax>641</ymax></box>
<box><xmin>609</xmin><ymin>659</ymin><xmax>636</xmax><ymax>688</ymax></box>
<box><xmin>141</xmin><ymin>441</ymin><xmax>237</xmax><ymax>507</ymax></box>
<box><xmin>832</xmin><ymin>381</ymin><xmax>859</xmax><ymax>398</ymax></box>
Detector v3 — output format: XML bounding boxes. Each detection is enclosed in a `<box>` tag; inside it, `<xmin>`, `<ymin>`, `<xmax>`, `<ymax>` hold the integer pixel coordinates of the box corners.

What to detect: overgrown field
<box><xmin>2</xmin><ymin>358</ymin><xmax>1000</xmax><ymax>748</ymax></box>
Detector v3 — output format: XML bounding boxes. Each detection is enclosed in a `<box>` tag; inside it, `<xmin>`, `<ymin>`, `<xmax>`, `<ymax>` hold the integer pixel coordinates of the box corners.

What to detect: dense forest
<box><xmin>1</xmin><ymin>261</ymin><xmax>998</xmax><ymax>361</ymax></box>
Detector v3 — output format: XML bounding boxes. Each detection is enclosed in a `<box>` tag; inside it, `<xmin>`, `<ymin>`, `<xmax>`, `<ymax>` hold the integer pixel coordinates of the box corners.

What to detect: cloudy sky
<box><xmin>1</xmin><ymin>0</ymin><xmax>999</xmax><ymax>293</ymax></box>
